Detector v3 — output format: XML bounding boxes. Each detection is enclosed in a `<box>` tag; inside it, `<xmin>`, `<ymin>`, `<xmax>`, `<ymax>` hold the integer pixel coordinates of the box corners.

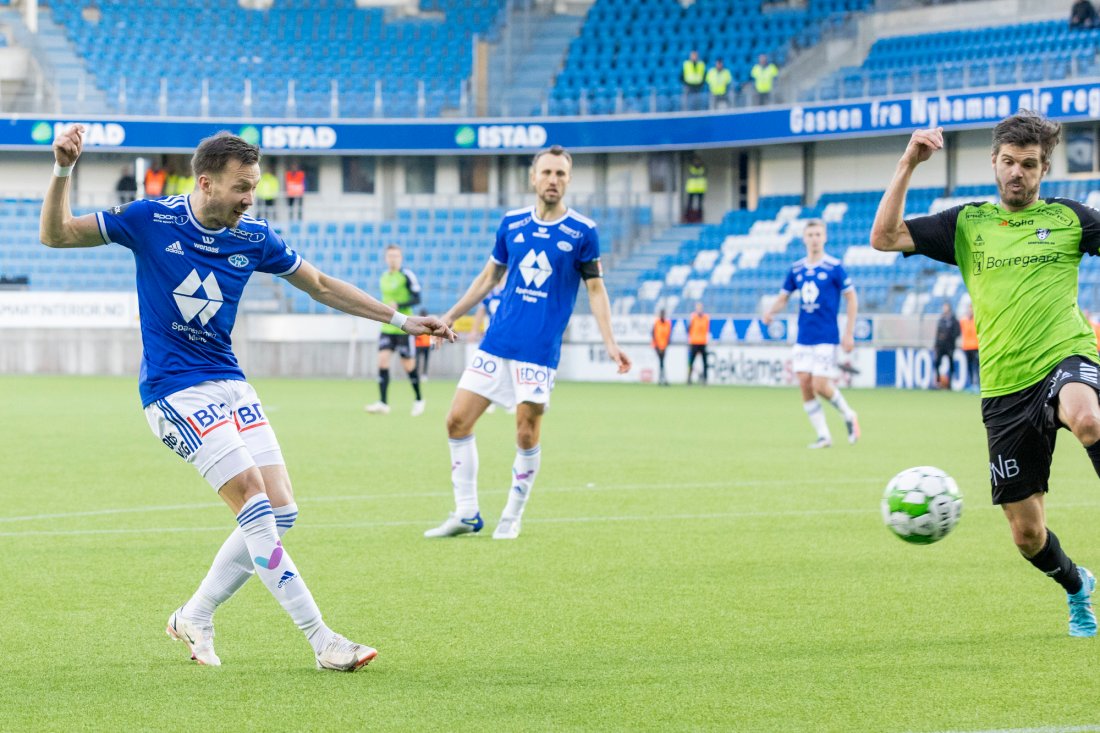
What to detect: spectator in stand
<box><xmin>933</xmin><ymin>301</ymin><xmax>961</xmax><ymax>389</ymax></box>
<box><xmin>1070</xmin><ymin>0</ymin><xmax>1099</xmax><ymax>29</ymax></box>
<box><xmin>706</xmin><ymin>59</ymin><xmax>733</xmax><ymax>109</ymax></box>
<box><xmin>144</xmin><ymin>158</ymin><xmax>168</xmax><ymax>199</ymax></box>
<box><xmin>256</xmin><ymin>167</ymin><xmax>279</xmax><ymax>220</ymax></box>
<box><xmin>959</xmin><ymin>301</ymin><xmax>980</xmax><ymax>393</ymax></box>
<box><xmin>115</xmin><ymin>165</ymin><xmax>137</xmax><ymax>204</ymax></box>
<box><xmin>684</xmin><ymin>154</ymin><xmax>707</xmax><ymax>223</ymax></box>
<box><xmin>285</xmin><ymin>160</ymin><xmax>305</xmax><ymax>221</ymax></box>
<box><xmin>681</xmin><ymin>50</ymin><xmax>707</xmax><ymax>111</ymax></box>
<box><xmin>751</xmin><ymin>53</ymin><xmax>779</xmax><ymax>106</ymax></box>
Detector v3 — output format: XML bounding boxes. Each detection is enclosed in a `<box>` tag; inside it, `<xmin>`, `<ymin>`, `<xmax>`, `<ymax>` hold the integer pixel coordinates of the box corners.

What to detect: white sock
<box><xmin>827</xmin><ymin>388</ymin><xmax>854</xmax><ymax>419</ymax></box>
<box><xmin>235</xmin><ymin>495</ymin><xmax>332</xmax><ymax>654</ymax></box>
<box><xmin>803</xmin><ymin>400</ymin><xmax>830</xmax><ymax>441</ymax></box>
<box><xmin>183</xmin><ymin>503</ymin><xmax>298</xmax><ymax>626</ymax></box>
<box><xmin>502</xmin><ymin>445</ymin><xmax>541</xmax><ymax>520</ymax></box>
<box><xmin>450</xmin><ymin>435</ymin><xmax>479</xmax><ymax>517</ymax></box>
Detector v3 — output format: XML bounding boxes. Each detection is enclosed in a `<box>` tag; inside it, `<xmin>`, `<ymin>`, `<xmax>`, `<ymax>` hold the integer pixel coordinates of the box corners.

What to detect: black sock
<box><xmin>408</xmin><ymin>368</ymin><xmax>421</xmax><ymax>401</ymax></box>
<box><xmin>1086</xmin><ymin>440</ymin><xmax>1100</xmax><ymax>479</ymax></box>
<box><xmin>378</xmin><ymin>368</ymin><xmax>390</xmax><ymax>404</ymax></box>
<box><xmin>1027</xmin><ymin>528</ymin><xmax>1082</xmax><ymax>594</ymax></box>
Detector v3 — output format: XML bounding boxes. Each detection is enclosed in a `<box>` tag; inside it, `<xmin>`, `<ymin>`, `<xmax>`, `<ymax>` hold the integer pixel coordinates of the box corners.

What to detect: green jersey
<box><xmin>906</xmin><ymin>198</ymin><xmax>1100</xmax><ymax>396</ymax></box>
<box><xmin>379</xmin><ymin>268</ymin><xmax>421</xmax><ymax>335</ymax></box>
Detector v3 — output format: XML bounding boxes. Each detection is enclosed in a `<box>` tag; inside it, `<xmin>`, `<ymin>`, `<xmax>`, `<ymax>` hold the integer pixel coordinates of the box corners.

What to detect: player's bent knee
<box><xmin>446</xmin><ymin>410</ymin><xmax>475</xmax><ymax>438</ymax></box>
<box><xmin>1068</xmin><ymin>410</ymin><xmax>1100</xmax><ymax>445</ymax></box>
<box><xmin>1009</xmin><ymin>522</ymin><xmax>1046</xmax><ymax>556</ymax></box>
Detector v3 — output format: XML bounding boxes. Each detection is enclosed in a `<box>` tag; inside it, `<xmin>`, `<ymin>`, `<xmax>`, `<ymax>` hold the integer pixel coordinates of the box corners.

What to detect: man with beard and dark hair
<box><xmin>871</xmin><ymin>111</ymin><xmax>1100</xmax><ymax>638</ymax></box>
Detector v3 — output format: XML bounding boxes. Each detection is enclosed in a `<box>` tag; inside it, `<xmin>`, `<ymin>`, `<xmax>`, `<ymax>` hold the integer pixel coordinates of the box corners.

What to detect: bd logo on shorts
<box><xmin>187</xmin><ymin>402</ymin><xmax>232</xmax><ymax>437</ymax></box>
<box><xmin>515</xmin><ymin>366</ymin><xmax>550</xmax><ymax>386</ymax></box>
<box><xmin>234</xmin><ymin>402</ymin><xmax>268</xmax><ymax>432</ymax></box>
<box><xmin>470</xmin><ymin>355</ymin><xmax>498</xmax><ymax>377</ymax></box>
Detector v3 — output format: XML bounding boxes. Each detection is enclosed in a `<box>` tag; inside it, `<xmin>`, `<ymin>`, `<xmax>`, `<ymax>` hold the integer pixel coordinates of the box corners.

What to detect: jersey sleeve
<box><xmin>781</xmin><ymin>268</ymin><xmax>797</xmax><ymax>293</ymax></box>
<box><xmin>903</xmin><ymin>205</ymin><xmax>963</xmax><ymax>266</ymax></box>
<box><xmin>490</xmin><ymin>219</ymin><xmax>508</xmax><ymax>265</ymax></box>
<box><xmin>577</xmin><ymin>226</ymin><xmax>603</xmax><ymax>280</ymax></box>
<box><xmin>401</xmin><ymin>269</ymin><xmax>422</xmax><ymax>307</ymax></box>
<box><xmin>96</xmin><ymin>200</ymin><xmax>148</xmax><ymax>251</ymax></box>
<box><xmin>257</xmin><ymin>227</ymin><xmax>302</xmax><ymax>277</ymax></box>
<box><xmin>835</xmin><ymin>263</ymin><xmax>854</xmax><ymax>292</ymax></box>
<box><xmin>1058</xmin><ymin>199</ymin><xmax>1100</xmax><ymax>255</ymax></box>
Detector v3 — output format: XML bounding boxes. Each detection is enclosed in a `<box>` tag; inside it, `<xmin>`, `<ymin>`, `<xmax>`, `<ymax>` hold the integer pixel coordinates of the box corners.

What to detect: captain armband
<box><xmin>579</xmin><ymin>259</ymin><xmax>603</xmax><ymax>280</ymax></box>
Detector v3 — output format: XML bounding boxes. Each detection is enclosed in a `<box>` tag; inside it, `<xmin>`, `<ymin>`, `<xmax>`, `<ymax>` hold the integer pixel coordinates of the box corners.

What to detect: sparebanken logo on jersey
<box><xmin>173</xmin><ymin>269</ymin><xmax>223</xmax><ymax>327</ymax></box>
<box><xmin>518</xmin><ymin>249</ymin><xmax>552</xmax><ymax>288</ymax></box>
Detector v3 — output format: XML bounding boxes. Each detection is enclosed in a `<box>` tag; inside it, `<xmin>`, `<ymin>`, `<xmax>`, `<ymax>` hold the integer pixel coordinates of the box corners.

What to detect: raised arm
<box><xmin>285</xmin><ymin>260</ymin><xmax>454</xmax><ymax>340</ymax></box>
<box><xmin>442</xmin><ymin>259</ymin><xmax>507</xmax><ymax>326</ymax></box>
<box><xmin>586</xmin><ymin>276</ymin><xmax>631</xmax><ymax>374</ymax></box>
<box><xmin>40</xmin><ymin>124</ymin><xmax>108</xmax><ymax>248</ymax></box>
<box><xmin>870</xmin><ymin>127</ymin><xmax>944</xmax><ymax>253</ymax></box>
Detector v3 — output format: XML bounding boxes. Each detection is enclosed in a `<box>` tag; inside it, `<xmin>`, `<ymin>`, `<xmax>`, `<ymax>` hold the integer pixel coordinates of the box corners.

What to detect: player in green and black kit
<box><xmin>871</xmin><ymin>112</ymin><xmax>1098</xmax><ymax>637</ymax></box>
<box><xmin>365</xmin><ymin>244</ymin><xmax>425</xmax><ymax>416</ymax></box>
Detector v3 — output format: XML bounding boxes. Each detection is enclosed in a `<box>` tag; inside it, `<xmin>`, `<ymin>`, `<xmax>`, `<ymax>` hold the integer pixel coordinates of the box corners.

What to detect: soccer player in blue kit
<box><xmin>40</xmin><ymin>125</ymin><xmax>454</xmax><ymax>670</ymax></box>
<box><xmin>762</xmin><ymin>219</ymin><xmax>860</xmax><ymax>448</ymax></box>
<box><xmin>425</xmin><ymin>145</ymin><xmax>631</xmax><ymax>540</ymax></box>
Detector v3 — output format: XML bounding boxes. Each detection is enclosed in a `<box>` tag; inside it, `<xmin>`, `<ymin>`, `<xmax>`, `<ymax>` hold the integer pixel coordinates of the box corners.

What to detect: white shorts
<box><xmin>144</xmin><ymin>380</ymin><xmax>284</xmax><ymax>491</ymax></box>
<box><xmin>457</xmin><ymin>349</ymin><xmax>555</xmax><ymax>410</ymax></box>
<box><xmin>792</xmin><ymin>343</ymin><xmax>839</xmax><ymax>379</ymax></box>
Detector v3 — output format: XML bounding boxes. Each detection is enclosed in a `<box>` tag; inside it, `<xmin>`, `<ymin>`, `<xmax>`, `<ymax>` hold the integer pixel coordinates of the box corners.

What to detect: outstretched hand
<box><xmin>607</xmin><ymin>345</ymin><xmax>632</xmax><ymax>374</ymax></box>
<box><xmin>404</xmin><ymin>315</ymin><xmax>455</xmax><ymax>342</ymax></box>
<box><xmin>53</xmin><ymin>124</ymin><xmax>86</xmax><ymax>167</ymax></box>
<box><xmin>902</xmin><ymin>126</ymin><xmax>944</xmax><ymax>168</ymax></box>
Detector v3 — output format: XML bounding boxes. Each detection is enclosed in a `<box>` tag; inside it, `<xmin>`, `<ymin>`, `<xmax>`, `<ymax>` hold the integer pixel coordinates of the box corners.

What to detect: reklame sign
<box><xmin>5</xmin><ymin>81</ymin><xmax>1099</xmax><ymax>154</ymax></box>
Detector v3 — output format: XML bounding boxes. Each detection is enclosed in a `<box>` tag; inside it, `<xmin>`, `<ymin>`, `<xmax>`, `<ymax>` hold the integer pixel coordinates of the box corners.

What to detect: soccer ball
<box><xmin>881</xmin><ymin>466</ymin><xmax>963</xmax><ymax>545</ymax></box>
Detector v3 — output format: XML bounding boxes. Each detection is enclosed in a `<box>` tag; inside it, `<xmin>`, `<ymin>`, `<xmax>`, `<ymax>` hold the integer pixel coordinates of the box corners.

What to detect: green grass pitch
<box><xmin>2</xmin><ymin>375</ymin><xmax>1099</xmax><ymax>732</ymax></box>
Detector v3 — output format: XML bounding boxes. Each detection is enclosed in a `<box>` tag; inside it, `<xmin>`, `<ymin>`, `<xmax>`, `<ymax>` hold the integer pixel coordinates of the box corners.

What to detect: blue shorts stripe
<box><xmin>157</xmin><ymin>399</ymin><xmax>200</xmax><ymax>451</ymax></box>
<box><xmin>160</xmin><ymin>398</ymin><xmax>202</xmax><ymax>448</ymax></box>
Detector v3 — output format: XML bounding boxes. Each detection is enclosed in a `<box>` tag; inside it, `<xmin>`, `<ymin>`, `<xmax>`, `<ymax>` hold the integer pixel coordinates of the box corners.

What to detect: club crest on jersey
<box><xmin>1035</xmin><ymin>228</ymin><xmax>1050</xmax><ymax>240</ymax></box>
<box><xmin>228</xmin><ymin>254</ymin><xmax>249</xmax><ymax>268</ymax></box>
<box><xmin>173</xmin><ymin>269</ymin><xmax>223</xmax><ymax>327</ymax></box>
<box><xmin>557</xmin><ymin>241</ymin><xmax>573</xmax><ymax>252</ymax></box>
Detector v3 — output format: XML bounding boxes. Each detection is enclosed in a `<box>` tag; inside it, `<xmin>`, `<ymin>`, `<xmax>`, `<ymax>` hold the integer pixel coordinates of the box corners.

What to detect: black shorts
<box><xmin>379</xmin><ymin>333</ymin><xmax>414</xmax><ymax>359</ymax></box>
<box><xmin>981</xmin><ymin>355</ymin><xmax>1100</xmax><ymax>504</ymax></box>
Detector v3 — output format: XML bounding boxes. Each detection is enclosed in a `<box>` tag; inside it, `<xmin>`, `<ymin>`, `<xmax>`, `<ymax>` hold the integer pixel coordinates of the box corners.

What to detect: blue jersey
<box><xmin>479</xmin><ymin>206</ymin><xmax>600</xmax><ymax>368</ymax></box>
<box><xmin>96</xmin><ymin>195</ymin><xmax>302</xmax><ymax>406</ymax></box>
<box><xmin>781</xmin><ymin>254</ymin><xmax>852</xmax><ymax>346</ymax></box>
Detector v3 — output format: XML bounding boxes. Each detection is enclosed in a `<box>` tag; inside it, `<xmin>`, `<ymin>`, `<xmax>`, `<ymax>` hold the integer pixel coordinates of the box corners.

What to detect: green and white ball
<box><xmin>881</xmin><ymin>466</ymin><xmax>963</xmax><ymax>545</ymax></box>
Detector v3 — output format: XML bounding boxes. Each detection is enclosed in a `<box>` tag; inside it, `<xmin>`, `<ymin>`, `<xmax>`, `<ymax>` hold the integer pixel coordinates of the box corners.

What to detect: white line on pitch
<box><xmin>0</xmin><ymin>477</ymin><xmax>882</xmax><ymax>524</ymax></box>
<box><xmin>5</xmin><ymin>501</ymin><xmax>1100</xmax><ymax>538</ymax></box>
